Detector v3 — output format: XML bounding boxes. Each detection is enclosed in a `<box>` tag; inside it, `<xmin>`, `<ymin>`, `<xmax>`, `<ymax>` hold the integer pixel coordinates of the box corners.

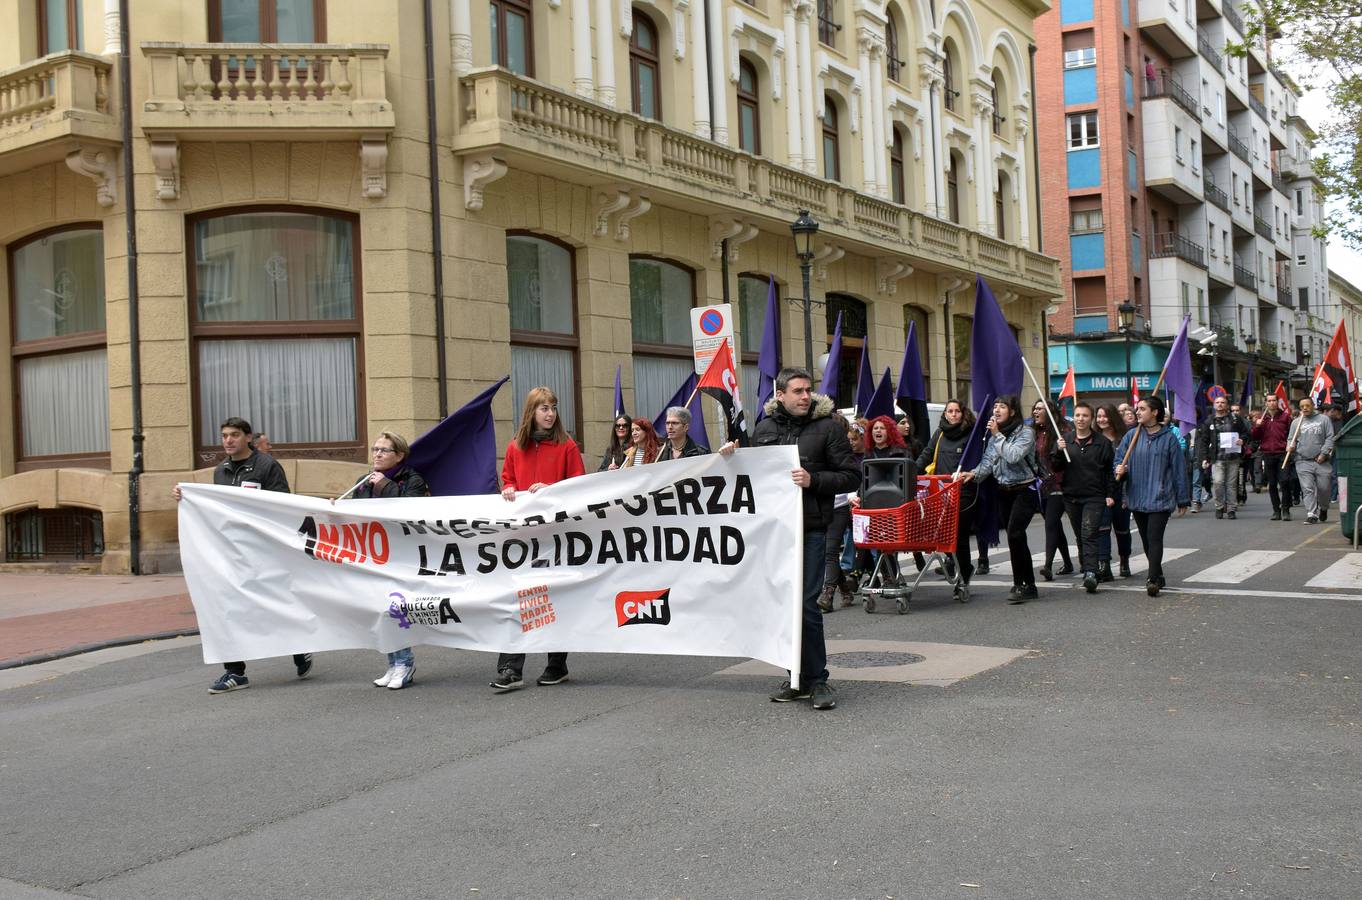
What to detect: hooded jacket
<box><xmin>752</xmin><ymin>394</ymin><xmax>861</xmax><ymax>532</ymax></box>
<box><xmin>1114</xmin><ymin>426</ymin><xmax>1191</xmax><ymax>513</ymax></box>
<box><xmin>1250</xmin><ymin>408</ymin><xmax>1292</xmax><ymax>455</ymax></box>
<box><xmin>1289</xmin><ymin>412</ymin><xmax>1337</xmax><ymax>461</ymax></box>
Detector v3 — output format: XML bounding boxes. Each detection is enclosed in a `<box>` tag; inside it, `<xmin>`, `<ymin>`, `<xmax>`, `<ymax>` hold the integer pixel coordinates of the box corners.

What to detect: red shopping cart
<box><xmin>850</xmin><ymin>475</ymin><xmax>965</xmax><ymax>613</ymax></box>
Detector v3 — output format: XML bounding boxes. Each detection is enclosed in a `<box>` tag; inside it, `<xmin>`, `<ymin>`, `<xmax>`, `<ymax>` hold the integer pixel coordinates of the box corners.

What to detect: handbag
<box><xmin>924</xmin><ymin>434</ymin><xmax>941</xmax><ymax>475</ymax></box>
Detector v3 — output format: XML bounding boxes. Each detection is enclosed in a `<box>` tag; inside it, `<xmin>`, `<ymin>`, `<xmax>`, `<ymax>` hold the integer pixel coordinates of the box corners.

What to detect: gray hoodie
<box><xmin>1289</xmin><ymin>412</ymin><xmax>1336</xmax><ymax>461</ymax></box>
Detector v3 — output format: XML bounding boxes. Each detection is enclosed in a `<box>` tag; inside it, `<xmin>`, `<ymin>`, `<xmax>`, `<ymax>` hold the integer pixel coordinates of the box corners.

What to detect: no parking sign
<box><xmin>690</xmin><ymin>304</ymin><xmax>734</xmax><ymax>375</ymax></box>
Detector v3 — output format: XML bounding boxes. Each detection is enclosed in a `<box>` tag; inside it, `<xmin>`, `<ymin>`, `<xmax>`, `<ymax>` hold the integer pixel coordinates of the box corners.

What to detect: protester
<box><xmin>957</xmin><ymin>395</ymin><xmax>1040</xmax><ymax>603</ymax></box>
<box><xmin>1189</xmin><ymin>416</ymin><xmax>1209</xmax><ymax>512</ymax></box>
<box><xmin>620</xmin><ymin>418</ymin><xmax>660</xmax><ymax>468</ymax></box>
<box><xmin>1033</xmin><ymin>400</ymin><xmax>1074</xmax><ymax>581</ymax></box>
<box><xmin>1198</xmin><ymin>395</ymin><xmax>1250</xmax><ymax>519</ymax></box>
<box><xmin>356</xmin><ymin>431</ymin><xmax>430</xmax><ymax>690</ymax></box>
<box><xmin>893</xmin><ymin>413</ymin><xmax>924</xmax><ymax>459</ymax></box>
<box><xmin>1250</xmin><ymin>392</ymin><xmax>1293</xmax><ymax>521</ymax></box>
<box><xmin>1231</xmin><ymin>403</ymin><xmax>1252</xmax><ymax>504</ymax></box>
<box><xmin>853</xmin><ymin>415</ymin><xmax>915</xmax><ymax>581</ymax></box>
<box><xmin>1288</xmin><ymin>396</ymin><xmax>1336</xmax><ymax>525</ymax></box>
<box><xmin>917</xmin><ymin>399</ymin><xmax>977</xmax><ymax>599</ymax></box>
<box><xmin>655</xmin><ymin>406</ymin><xmax>709</xmax><ymax>461</ymax></box>
<box><xmin>493</xmin><ymin>386</ymin><xmax>585</xmax><ymax>692</ymax></box>
<box><xmin>173</xmin><ymin>417</ymin><xmax>312</xmax><ymax>693</ymax></box>
<box><xmin>1095</xmin><ymin>403</ymin><xmax>1132</xmax><ymax>578</ymax></box>
<box><xmin>252</xmin><ymin>431</ymin><xmax>273</xmax><ymax>454</ymax></box>
<box><xmin>598</xmin><ymin>415</ymin><xmax>632</xmax><ymax>471</ymax></box>
<box><xmin>729</xmin><ymin>367</ymin><xmax>859</xmax><ymax>710</ymax></box>
<box><xmin>1052</xmin><ymin>403</ymin><xmax>1115</xmax><ymax>594</ymax></box>
<box><xmin>819</xmin><ymin>412</ymin><xmax>859</xmax><ymax>611</ymax></box>
<box><xmin>1119</xmin><ymin>402</ymin><xmax>1136</xmax><ymax>429</ymax></box>
<box><xmin>1114</xmin><ymin>396</ymin><xmax>1190</xmax><ymax>597</ymax></box>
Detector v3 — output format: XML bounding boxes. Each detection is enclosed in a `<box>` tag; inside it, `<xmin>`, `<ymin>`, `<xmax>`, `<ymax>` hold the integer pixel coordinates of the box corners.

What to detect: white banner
<box><xmin>178</xmin><ymin>447</ymin><xmax>803</xmax><ymax>680</ymax></box>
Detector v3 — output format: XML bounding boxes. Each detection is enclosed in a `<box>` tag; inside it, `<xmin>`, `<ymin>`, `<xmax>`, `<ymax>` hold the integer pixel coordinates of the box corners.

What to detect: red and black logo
<box><xmin>615</xmin><ymin>589</ymin><xmax>671</xmax><ymax>627</ymax></box>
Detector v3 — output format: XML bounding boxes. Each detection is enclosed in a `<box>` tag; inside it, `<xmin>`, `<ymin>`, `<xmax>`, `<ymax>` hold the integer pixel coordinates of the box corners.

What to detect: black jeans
<box><xmin>824</xmin><ymin>505</ymin><xmax>851</xmax><ymax>586</ymax></box>
<box><xmin>1043</xmin><ymin>493</ymin><xmax>1072</xmax><ymax>570</ymax></box>
<box><xmin>1132</xmin><ymin>510</ymin><xmax>1172</xmax><ymax>581</ymax></box>
<box><xmin>799</xmin><ymin>530</ymin><xmax>829</xmax><ymax>687</ymax></box>
<box><xmin>225</xmin><ymin>656</ymin><xmax>308</xmax><ymax>677</ymax></box>
<box><xmin>1064</xmin><ymin>497</ymin><xmax>1105</xmax><ymax>575</ymax></box>
<box><xmin>1260</xmin><ymin>453</ymin><xmax>1289</xmax><ymax>513</ymax></box>
<box><xmin>953</xmin><ymin>484</ymin><xmax>977</xmax><ymax>585</ymax></box>
<box><xmin>1099</xmin><ymin>503</ymin><xmax>1133</xmax><ymax>563</ymax></box>
<box><xmin>1000</xmin><ymin>487</ymin><xmax>1039</xmax><ymax>587</ymax></box>
<box><xmin>497</xmin><ymin>652</ymin><xmax>568</xmax><ymax>677</ymax></box>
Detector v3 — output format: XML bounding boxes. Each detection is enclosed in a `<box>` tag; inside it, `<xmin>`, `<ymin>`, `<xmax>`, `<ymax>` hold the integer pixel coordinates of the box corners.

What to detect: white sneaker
<box><xmin>373</xmin><ymin>667</ymin><xmax>395</xmax><ymax>688</ymax></box>
<box><xmin>388</xmin><ymin>664</ymin><xmax>414</xmax><ymax>690</ymax></box>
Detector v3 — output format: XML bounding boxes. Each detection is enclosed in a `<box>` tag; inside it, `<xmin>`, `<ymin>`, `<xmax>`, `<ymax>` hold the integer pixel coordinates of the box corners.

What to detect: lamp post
<box><xmin>790</xmin><ymin>209</ymin><xmax>820</xmax><ymax>373</ymax></box>
<box><xmin>1117</xmin><ymin>299</ymin><xmax>1136</xmax><ymax>398</ymax></box>
<box><xmin>1244</xmin><ymin>333</ymin><xmax>1257</xmax><ymax>401</ymax></box>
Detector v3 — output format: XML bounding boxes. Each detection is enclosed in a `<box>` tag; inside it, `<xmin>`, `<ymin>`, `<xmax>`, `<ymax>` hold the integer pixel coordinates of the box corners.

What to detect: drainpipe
<box><xmin>1028</xmin><ymin>43</ymin><xmax>1042</xmax><ymax>253</ymax></box>
<box><xmin>118</xmin><ymin>0</ymin><xmax>144</xmax><ymax>574</ymax></box>
<box><xmin>702</xmin><ymin>0</ymin><xmax>731</xmax><ymax>305</ymax></box>
<box><xmin>423</xmin><ymin>0</ymin><xmax>449</xmax><ymax>417</ymax></box>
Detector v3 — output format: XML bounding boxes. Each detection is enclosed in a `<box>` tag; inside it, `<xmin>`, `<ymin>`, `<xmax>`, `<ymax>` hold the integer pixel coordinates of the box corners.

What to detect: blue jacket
<box><xmin>1113</xmin><ymin>426</ymin><xmax>1191</xmax><ymax>513</ymax></box>
<box><xmin>971</xmin><ymin>421</ymin><xmax>1038</xmax><ymax>488</ymax></box>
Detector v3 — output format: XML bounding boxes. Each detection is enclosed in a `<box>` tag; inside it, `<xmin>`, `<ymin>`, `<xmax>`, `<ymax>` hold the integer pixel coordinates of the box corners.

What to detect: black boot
<box><xmin>1119</xmin><ymin>556</ymin><xmax>1131</xmax><ymax>578</ymax></box>
<box><xmin>1098</xmin><ymin>561</ymin><xmax>1114</xmax><ymax>583</ymax></box>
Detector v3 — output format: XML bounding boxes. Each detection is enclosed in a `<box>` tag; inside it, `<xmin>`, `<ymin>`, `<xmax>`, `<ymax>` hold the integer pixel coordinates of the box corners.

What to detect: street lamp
<box><xmin>790</xmin><ymin>209</ymin><xmax>820</xmax><ymax>373</ymax></box>
<box><xmin>1117</xmin><ymin>299</ymin><xmax>1136</xmax><ymax>398</ymax></box>
<box><xmin>1244</xmin><ymin>333</ymin><xmax>1257</xmax><ymax>401</ymax></box>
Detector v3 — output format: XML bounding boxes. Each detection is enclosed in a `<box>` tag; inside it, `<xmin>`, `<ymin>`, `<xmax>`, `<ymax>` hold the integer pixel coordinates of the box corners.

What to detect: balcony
<box><xmin>140</xmin><ymin>43</ymin><xmax>395</xmax><ymax>198</ymax></box>
<box><xmin>0</xmin><ymin>51</ymin><xmax>119</xmax><ymax>182</ymax></box>
<box><xmin>1142</xmin><ymin>85</ymin><xmax>1203</xmax><ymax>204</ymax></box>
<box><xmin>454</xmin><ymin>67</ymin><xmax>1061</xmax><ymax>296</ymax></box>
<box><xmin>1248</xmin><ymin>93</ymin><xmax>1267</xmax><ymax>122</ymax></box>
<box><xmin>1228</xmin><ymin>126</ymin><xmax>1250</xmax><ymax>162</ymax></box>
<box><xmin>1234</xmin><ymin>263</ymin><xmax>1257</xmax><ymax>291</ymax></box>
<box><xmin>1272</xmin><ymin>169</ymin><xmax>1288</xmax><ymax>195</ymax></box>
<box><xmin>1204</xmin><ymin>178</ymin><xmax>1230</xmax><ymax>211</ymax></box>
<box><xmin>1254</xmin><ymin>214</ymin><xmax>1272</xmax><ymax>239</ymax></box>
<box><xmin>1138</xmin><ymin>0</ymin><xmax>1197</xmax><ymax>59</ymax></box>
<box><xmin>1223</xmin><ymin>3</ymin><xmax>1244</xmax><ymax>36</ymax></box>
<box><xmin>1197</xmin><ymin>29</ymin><xmax>1223</xmax><ymax>70</ymax></box>
<box><xmin>1150</xmin><ymin>232</ymin><xmax>1207</xmax><ymax>268</ymax></box>
<box><xmin>1145</xmin><ymin>71</ymin><xmax>1202</xmax><ymax>121</ymax></box>
<box><xmin>1277</xmin><ymin>286</ymin><xmax>1292</xmax><ymax>307</ymax></box>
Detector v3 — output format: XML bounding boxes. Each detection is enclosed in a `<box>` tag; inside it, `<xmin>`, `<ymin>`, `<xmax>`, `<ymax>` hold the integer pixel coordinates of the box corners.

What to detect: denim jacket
<box><xmin>972</xmin><ymin>422</ymin><xmax>1038</xmax><ymax>488</ymax></box>
<box><xmin>1113</xmin><ymin>426</ymin><xmax>1191</xmax><ymax>513</ymax></box>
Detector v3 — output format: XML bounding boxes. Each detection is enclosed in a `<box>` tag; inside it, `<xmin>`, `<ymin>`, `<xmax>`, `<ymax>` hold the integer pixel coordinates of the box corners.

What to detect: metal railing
<box><xmin>1146</xmin><ymin>71</ymin><xmax>1202</xmax><ymax>121</ymax></box>
<box><xmin>1254</xmin><ymin>214</ymin><xmax>1273</xmax><ymax>239</ymax></box>
<box><xmin>1272</xmin><ymin>169</ymin><xmax>1288</xmax><ymax>195</ymax></box>
<box><xmin>1228</xmin><ymin>126</ymin><xmax>1250</xmax><ymax>162</ymax></box>
<box><xmin>1204</xmin><ymin>178</ymin><xmax>1230</xmax><ymax>211</ymax></box>
<box><xmin>1197</xmin><ymin>29</ymin><xmax>1223</xmax><ymax>70</ymax></box>
<box><xmin>1277</xmin><ymin>286</ymin><xmax>1292</xmax><ymax>307</ymax></box>
<box><xmin>1150</xmin><ymin>232</ymin><xmax>1207</xmax><ymax>268</ymax></box>
<box><xmin>1223</xmin><ymin>3</ymin><xmax>1244</xmax><ymax>36</ymax></box>
<box><xmin>1234</xmin><ymin>264</ymin><xmax>1257</xmax><ymax>291</ymax></box>
<box><xmin>1248</xmin><ymin>93</ymin><xmax>1267</xmax><ymax>121</ymax></box>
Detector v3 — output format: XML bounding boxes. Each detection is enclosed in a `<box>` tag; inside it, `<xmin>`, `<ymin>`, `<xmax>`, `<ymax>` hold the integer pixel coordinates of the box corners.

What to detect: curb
<box><xmin>0</xmin><ymin>628</ymin><xmax>200</xmax><ymax>671</ymax></box>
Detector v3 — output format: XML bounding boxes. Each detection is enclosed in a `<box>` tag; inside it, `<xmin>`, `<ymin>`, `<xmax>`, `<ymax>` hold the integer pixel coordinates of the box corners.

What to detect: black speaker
<box><xmin>860</xmin><ymin>457</ymin><xmax>917</xmax><ymax>509</ymax></box>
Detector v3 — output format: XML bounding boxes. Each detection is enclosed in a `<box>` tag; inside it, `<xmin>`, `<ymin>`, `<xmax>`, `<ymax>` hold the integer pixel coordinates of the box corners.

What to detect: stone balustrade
<box><xmin>0</xmin><ymin>51</ymin><xmax>118</xmax><ymax>178</ymax></box>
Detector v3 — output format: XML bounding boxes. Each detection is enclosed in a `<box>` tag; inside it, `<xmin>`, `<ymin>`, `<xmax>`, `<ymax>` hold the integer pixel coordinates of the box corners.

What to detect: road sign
<box><xmin>690</xmin><ymin>304</ymin><xmax>734</xmax><ymax>376</ymax></box>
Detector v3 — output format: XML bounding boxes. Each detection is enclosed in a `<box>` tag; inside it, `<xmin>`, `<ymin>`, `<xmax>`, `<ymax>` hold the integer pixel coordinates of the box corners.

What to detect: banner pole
<box><xmin>1020</xmin><ymin>356</ymin><xmax>1069</xmax><ymax>462</ymax></box>
<box><xmin>333</xmin><ymin>473</ymin><xmax>370</xmax><ymax>502</ymax></box>
<box><xmin>1118</xmin><ymin>360</ymin><xmax>1175</xmax><ymax>470</ymax></box>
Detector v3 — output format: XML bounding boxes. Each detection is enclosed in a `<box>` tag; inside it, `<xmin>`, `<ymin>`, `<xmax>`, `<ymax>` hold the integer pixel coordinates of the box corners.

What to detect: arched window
<box><xmin>189</xmin><ymin>208</ymin><xmax>363</xmax><ymax>462</ymax></box>
<box><xmin>737</xmin><ymin>58</ymin><xmax>761</xmax><ymax>154</ymax></box>
<box><xmin>629</xmin><ymin>10</ymin><xmax>661</xmax><ymax>119</ymax></box>
<box><xmin>490</xmin><ymin>0</ymin><xmax>534</xmax><ymax>75</ymax></box>
<box><xmin>508</xmin><ymin>234</ymin><xmax>580</xmax><ymax>436</ymax></box>
<box><xmin>885</xmin><ymin>16</ymin><xmax>901</xmax><ymax>83</ymax></box>
<box><xmin>943</xmin><ymin>44</ymin><xmax>958</xmax><ymax>113</ymax></box>
<box><xmin>40</xmin><ymin>0</ymin><xmax>84</xmax><ymax>53</ymax></box>
<box><xmin>10</xmin><ymin>225</ymin><xmax>108</xmax><ymax>467</ymax></box>
<box><xmin>822</xmin><ymin>96</ymin><xmax>841</xmax><ymax>182</ymax></box>
<box><xmin>952</xmin><ymin>313</ymin><xmax>973</xmax><ymax>399</ymax></box>
<box><xmin>890</xmin><ymin>127</ymin><xmax>906</xmax><ymax>205</ymax></box>
<box><xmin>817</xmin><ymin>0</ymin><xmax>839</xmax><ymax>46</ymax></box>
<box><xmin>947</xmin><ymin>153</ymin><xmax>961</xmax><ymax>223</ymax></box>
<box><xmin>903</xmin><ymin>304</ymin><xmax>931</xmax><ymax>399</ymax></box>
<box><xmin>991</xmin><ymin>73</ymin><xmax>1006</xmax><ymax>136</ymax></box>
<box><xmin>630</xmin><ymin>257</ymin><xmax>698</xmax><ymax>423</ymax></box>
<box><xmin>737</xmin><ymin>273</ymin><xmax>776</xmax><ymax>409</ymax></box>
<box><xmin>825</xmin><ymin>293</ymin><xmax>867</xmax><ymax>404</ymax></box>
<box><xmin>995</xmin><ymin>170</ymin><xmax>1011</xmax><ymax>240</ymax></box>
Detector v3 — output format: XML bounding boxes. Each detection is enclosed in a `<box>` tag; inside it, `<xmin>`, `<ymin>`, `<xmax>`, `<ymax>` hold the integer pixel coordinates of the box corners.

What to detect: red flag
<box><xmin>1273</xmin><ymin>380</ymin><xmax>1289</xmax><ymax>409</ymax></box>
<box><xmin>1131</xmin><ymin>378</ymin><xmax>1141</xmax><ymax>405</ymax></box>
<box><xmin>696</xmin><ymin>338</ymin><xmax>750</xmax><ymax>446</ymax></box>
<box><xmin>1309</xmin><ymin>320</ymin><xmax>1359</xmax><ymax>414</ymax></box>
<box><xmin>1058</xmin><ymin>366</ymin><xmax>1077</xmax><ymax>402</ymax></box>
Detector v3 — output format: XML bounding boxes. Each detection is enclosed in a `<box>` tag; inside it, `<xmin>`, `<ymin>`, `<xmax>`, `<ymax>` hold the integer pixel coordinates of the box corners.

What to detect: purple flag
<box><xmin>896</xmin><ymin>321</ymin><xmax>931</xmax><ymax>446</ymax></box>
<box><xmin>819</xmin><ymin>312</ymin><xmax>843</xmax><ymax>401</ymax></box>
<box><xmin>756</xmin><ymin>276</ymin><xmax>781</xmax><ymax>422</ymax></box>
<box><xmin>1165</xmin><ymin>315</ymin><xmax>1197</xmax><ymax>435</ymax></box>
<box><xmin>865</xmin><ymin>368</ymin><xmax>897</xmax><ymax>420</ymax></box>
<box><xmin>854</xmin><ymin>343</ymin><xmax>875</xmax><ymax>416</ymax></box>
<box><xmin>613</xmin><ymin>365</ymin><xmax>625</xmax><ymax>419</ymax></box>
<box><xmin>959</xmin><ymin>392</ymin><xmax>995</xmax><ymax>472</ymax></box>
<box><xmin>971</xmin><ymin>276</ymin><xmax>1023</xmax><ymax>412</ymax></box>
<box><xmin>1238</xmin><ymin>357</ymin><xmax>1254</xmax><ymax>410</ymax></box>
<box><xmin>653</xmin><ymin>372</ymin><xmax>709</xmax><ymax>450</ymax></box>
<box><xmin>406</xmin><ymin>377</ymin><xmax>509</xmax><ymax>496</ymax></box>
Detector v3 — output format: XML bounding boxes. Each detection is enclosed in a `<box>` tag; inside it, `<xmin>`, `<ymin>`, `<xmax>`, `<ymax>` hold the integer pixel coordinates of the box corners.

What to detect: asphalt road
<box><xmin>2</xmin><ymin>492</ymin><xmax>1359</xmax><ymax>899</ymax></box>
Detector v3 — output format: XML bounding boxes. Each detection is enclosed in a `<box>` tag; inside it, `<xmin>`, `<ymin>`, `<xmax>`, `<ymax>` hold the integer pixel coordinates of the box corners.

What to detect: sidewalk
<box><xmin>0</xmin><ymin>574</ymin><xmax>198</xmax><ymax>669</ymax></box>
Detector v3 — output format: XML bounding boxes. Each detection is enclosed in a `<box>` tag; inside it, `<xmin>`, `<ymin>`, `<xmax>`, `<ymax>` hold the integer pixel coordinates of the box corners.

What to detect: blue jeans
<box><xmin>387</xmin><ymin>647</ymin><xmax>413</xmax><ymax>667</ymax></box>
<box><xmin>799</xmin><ymin>530</ymin><xmax>829</xmax><ymax>688</ymax></box>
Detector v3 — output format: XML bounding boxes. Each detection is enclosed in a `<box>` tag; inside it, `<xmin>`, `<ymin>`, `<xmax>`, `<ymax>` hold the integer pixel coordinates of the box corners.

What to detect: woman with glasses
<box><xmin>356</xmin><ymin>431</ymin><xmax>430</xmax><ymax>690</ymax></box>
<box><xmin>599</xmin><ymin>416</ymin><xmax>633</xmax><ymax>471</ymax></box>
<box><xmin>620</xmin><ymin>418</ymin><xmax>661</xmax><ymax>468</ymax></box>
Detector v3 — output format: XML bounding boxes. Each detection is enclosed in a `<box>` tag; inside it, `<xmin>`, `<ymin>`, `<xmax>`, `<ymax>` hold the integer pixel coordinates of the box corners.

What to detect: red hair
<box><xmin>630</xmin><ymin>418</ymin><xmax>661</xmax><ymax>461</ymax></box>
<box><xmin>867</xmin><ymin>415</ymin><xmax>906</xmax><ymax>449</ymax></box>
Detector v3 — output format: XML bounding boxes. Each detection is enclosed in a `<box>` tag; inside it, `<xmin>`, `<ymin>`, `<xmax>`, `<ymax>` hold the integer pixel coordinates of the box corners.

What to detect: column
<box><xmin>857</xmin><ymin>32</ymin><xmax>877</xmax><ymax>195</ymax></box>
<box><xmin>692</xmin><ymin>2</ymin><xmax>712</xmax><ymax>137</ymax></box>
<box><xmin>103</xmin><ymin>0</ymin><xmax>119</xmax><ymax>56</ymax></box>
<box><xmin>869</xmin><ymin>40</ymin><xmax>888</xmax><ymax>198</ymax></box>
<box><xmin>1014</xmin><ymin>113</ymin><xmax>1032</xmax><ymax>248</ymax></box>
<box><xmin>706</xmin><ymin>0</ymin><xmax>728</xmax><ymax>143</ymax></box>
<box><xmin>920</xmin><ymin>61</ymin><xmax>944</xmax><ymax>217</ymax></box>
<box><xmin>796</xmin><ymin>1</ymin><xmax>817</xmax><ymax>174</ymax></box>
<box><xmin>595</xmin><ymin>0</ymin><xmax>617</xmax><ymax>107</ymax></box>
<box><xmin>569</xmin><ymin>0</ymin><xmax>592</xmax><ymax>95</ymax></box>
<box><xmin>973</xmin><ymin>85</ymin><xmax>994</xmax><ymax>234</ymax></box>
<box><xmin>783</xmin><ymin>0</ymin><xmax>803</xmax><ymax>169</ymax></box>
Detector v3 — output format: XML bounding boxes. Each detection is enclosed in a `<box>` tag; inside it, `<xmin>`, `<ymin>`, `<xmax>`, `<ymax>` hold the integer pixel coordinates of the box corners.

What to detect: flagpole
<box><xmin>955</xmin><ymin>393</ymin><xmax>995</xmax><ymax>475</ymax></box>
<box><xmin>1117</xmin><ymin>359</ymin><xmax>1177</xmax><ymax>469</ymax></box>
<box><xmin>333</xmin><ymin>473</ymin><xmax>371</xmax><ymax>502</ymax></box>
<box><xmin>1019</xmin><ymin>356</ymin><xmax>1069</xmax><ymax>461</ymax></box>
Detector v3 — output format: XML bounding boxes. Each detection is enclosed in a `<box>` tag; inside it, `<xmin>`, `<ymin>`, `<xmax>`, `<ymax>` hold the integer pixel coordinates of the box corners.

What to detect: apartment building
<box><xmin>1036</xmin><ymin>0</ymin><xmax>1310</xmax><ymax>402</ymax></box>
<box><xmin>0</xmin><ymin>0</ymin><xmax>1060</xmax><ymax>571</ymax></box>
<box><xmin>1327</xmin><ymin>270</ymin><xmax>1362</xmax><ymax>393</ymax></box>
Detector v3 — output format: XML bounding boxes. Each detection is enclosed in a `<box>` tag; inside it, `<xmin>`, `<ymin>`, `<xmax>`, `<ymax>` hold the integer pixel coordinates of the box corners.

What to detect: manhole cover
<box><xmin>829</xmin><ymin>651</ymin><xmax>926</xmax><ymax>668</ymax></box>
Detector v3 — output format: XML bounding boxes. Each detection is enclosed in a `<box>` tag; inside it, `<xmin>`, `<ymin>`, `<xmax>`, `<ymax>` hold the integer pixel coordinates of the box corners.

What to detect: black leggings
<box><xmin>953</xmin><ymin>485</ymin><xmax>977</xmax><ymax>584</ymax></box>
<box><xmin>1043</xmin><ymin>494</ymin><xmax>1072</xmax><ymax>570</ymax></box>
<box><xmin>1000</xmin><ymin>488</ymin><xmax>1039</xmax><ymax>587</ymax></box>
<box><xmin>824</xmin><ymin>505</ymin><xmax>851</xmax><ymax>585</ymax></box>
<box><xmin>1132</xmin><ymin>510</ymin><xmax>1171</xmax><ymax>581</ymax></box>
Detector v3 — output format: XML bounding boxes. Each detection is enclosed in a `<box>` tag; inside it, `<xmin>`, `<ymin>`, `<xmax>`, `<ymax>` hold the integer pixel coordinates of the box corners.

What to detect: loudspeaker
<box><xmin>860</xmin><ymin>457</ymin><xmax>917</xmax><ymax>509</ymax></box>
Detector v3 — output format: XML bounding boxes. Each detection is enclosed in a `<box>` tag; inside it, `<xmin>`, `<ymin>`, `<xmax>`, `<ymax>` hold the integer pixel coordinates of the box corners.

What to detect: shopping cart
<box><xmin>850</xmin><ymin>475</ymin><xmax>965</xmax><ymax>613</ymax></box>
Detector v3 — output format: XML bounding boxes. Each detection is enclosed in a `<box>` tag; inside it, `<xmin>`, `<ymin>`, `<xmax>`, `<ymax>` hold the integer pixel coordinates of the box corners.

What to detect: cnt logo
<box><xmin>615</xmin><ymin>589</ymin><xmax>672</xmax><ymax>627</ymax></box>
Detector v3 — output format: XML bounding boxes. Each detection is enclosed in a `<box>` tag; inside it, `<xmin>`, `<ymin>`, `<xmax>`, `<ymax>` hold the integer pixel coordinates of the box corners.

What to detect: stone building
<box><xmin>0</xmin><ymin>0</ymin><xmax>1059</xmax><ymax>572</ymax></box>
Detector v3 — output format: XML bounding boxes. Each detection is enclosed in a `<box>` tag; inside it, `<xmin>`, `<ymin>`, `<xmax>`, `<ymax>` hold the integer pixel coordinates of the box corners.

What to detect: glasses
<box><xmin>371</xmin><ymin>447</ymin><xmax>397</xmax><ymax>455</ymax></box>
<box><xmin>665</xmin><ymin>421</ymin><xmax>684</xmax><ymax>428</ymax></box>
<box><xmin>616</xmin><ymin>423</ymin><xmax>630</xmax><ymax>429</ymax></box>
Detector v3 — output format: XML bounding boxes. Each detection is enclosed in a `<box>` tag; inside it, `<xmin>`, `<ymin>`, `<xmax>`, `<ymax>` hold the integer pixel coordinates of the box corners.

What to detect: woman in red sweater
<box><xmin>492</xmin><ymin>386</ymin><xmax>585</xmax><ymax>692</ymax></box>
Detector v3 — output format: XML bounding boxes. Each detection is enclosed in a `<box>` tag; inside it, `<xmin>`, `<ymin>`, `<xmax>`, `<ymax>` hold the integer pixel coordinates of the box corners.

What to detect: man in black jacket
<box><xmin>1052</xmin><ymin>403</ymin><xmax>1116</xmax><ymax>593</ymax></box>
<box><xmin>726</xmin><ymin>367</ymin><xmax>860</xmax><ymax>710</ymax></box>
<box><xmin>1197</xmin><ymin>395</ymin><xmax>1251</xmax><ymax>519</ymax></box>
<box><xmin>655</xmin><ymin>406</ymin><xmax>710</xmax><ymax>461</ymax></box>
<box><xmin>174</xmin><ymin>416</ymin><xmax>312</xmax><ymax>693</ymax></box>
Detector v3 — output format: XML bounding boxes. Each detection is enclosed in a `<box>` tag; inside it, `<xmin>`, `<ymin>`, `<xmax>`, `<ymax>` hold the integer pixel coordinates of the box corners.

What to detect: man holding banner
<box><xmin>740</xmin><ymin>367</ymin><xmax>860</xmax><ymax>710</ymax></box>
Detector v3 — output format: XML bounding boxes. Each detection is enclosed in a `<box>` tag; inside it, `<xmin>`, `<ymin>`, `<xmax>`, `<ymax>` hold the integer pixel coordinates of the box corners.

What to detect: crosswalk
<box><xmin>1305</xmin><ymin>554</ymin><xmax>1362</xmax><ymax>590</ymax></box>
<box><xmin>1184</xmin><ymin>550</ymin><xmax>1294</xmax><ymax>584</ymax></box>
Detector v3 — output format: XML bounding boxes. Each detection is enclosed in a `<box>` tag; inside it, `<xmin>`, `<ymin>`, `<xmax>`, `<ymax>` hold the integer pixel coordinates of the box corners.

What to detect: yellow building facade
<box><xmin>0</xmin><ymin>0</ymin><xmax>1059</xmax><ymax>573</ymax></box>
